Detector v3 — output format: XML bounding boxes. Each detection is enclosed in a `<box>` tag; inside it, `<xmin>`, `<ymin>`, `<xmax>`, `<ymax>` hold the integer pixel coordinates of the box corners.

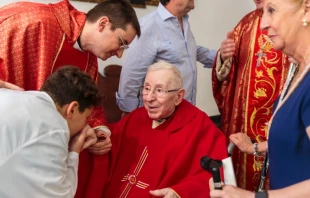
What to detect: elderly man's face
<box><xmin>142</xmin><ymin>69</ymin><xmax>181</xmax><ymax>120</ymax></box>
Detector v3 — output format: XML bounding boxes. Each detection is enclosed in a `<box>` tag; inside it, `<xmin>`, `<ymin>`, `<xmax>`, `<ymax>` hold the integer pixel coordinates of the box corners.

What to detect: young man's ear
<box><xmin>66</xmin><ymin>101</ymin><xmax>79</xmax><ymax>119</ymax></box>
<box><xmin>98</xmin><ymin>16</ymin><xmax>110</xmax><ymax>32</ymax></box>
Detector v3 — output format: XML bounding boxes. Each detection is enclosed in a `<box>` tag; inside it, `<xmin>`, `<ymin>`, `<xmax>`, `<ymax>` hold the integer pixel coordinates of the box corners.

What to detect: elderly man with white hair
<box><xmin>103</xmin><ymin>61</ymin><xmax>227</xmax><ymax>198</ymax></box>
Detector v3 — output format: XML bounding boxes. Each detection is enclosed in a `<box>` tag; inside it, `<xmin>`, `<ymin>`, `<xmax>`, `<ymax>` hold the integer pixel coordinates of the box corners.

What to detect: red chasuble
<box><xmin>103</xmin><ymin>100</ymin><xmax>227</xmax><ymax>198</ymax></box>
<box><xmin>0</xmin><ymin>1</ymin><xmax>107</xmax><ymax>197</ymax></box>
<box><xmin>212</xmin><ymin>10</ymin><xmax>289</xmax><ymax>190</ymax></box>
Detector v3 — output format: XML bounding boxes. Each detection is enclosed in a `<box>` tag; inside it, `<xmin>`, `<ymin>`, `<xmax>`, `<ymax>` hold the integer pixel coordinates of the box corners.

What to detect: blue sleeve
<box><xmin>117</xmin><ymin>26</ymin><xmax>157</xmax><ymax>112</ymax></box>
<box><xmin>196</xmin><ymin>45</ymin><xmax>217</xmax><ymax>68</ymax></box>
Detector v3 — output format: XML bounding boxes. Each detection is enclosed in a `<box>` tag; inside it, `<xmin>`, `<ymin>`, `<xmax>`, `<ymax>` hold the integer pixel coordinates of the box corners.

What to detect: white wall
<box><xmin>0</xmin><ymin>0</ymin><xmax>255</xmax><ymax>116</ymax></box>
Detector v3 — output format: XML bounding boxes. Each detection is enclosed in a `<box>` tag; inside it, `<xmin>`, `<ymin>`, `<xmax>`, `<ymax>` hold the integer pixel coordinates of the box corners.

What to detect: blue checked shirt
<box><xmin>117</xmin><ymin>3</ymin><xmax>216</xmax><ymax>112</ymax></box>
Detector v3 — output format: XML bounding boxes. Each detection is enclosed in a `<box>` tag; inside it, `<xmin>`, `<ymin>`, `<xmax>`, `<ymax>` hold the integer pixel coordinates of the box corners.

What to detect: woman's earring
<box><xmin>302</xmin><ymin>18</ymin><xmax>308</xmax><ymax>26</ymax></box>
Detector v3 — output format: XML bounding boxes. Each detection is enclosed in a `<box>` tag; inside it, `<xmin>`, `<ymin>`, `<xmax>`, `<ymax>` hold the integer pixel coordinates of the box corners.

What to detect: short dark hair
<box><xmin>160</xmin><ymin>0</ymin><xmax>170</xmax><ymax>6</ymax></box>
<box><xmin>87</xmin><ymin>0</ymin><xmax>141</xmax><ymax>37</ymax></box>
<box><xmin>40</xmin><ymin>66</ymin><xmax>102</xmax><ymax>112</ymax></box>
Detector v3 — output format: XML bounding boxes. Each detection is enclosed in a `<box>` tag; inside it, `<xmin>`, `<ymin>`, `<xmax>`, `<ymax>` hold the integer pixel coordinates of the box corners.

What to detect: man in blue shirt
<box><xmin>117</xmin><ymin>0</ymin><xmax>216</xmax><ymax>115</ymax></box>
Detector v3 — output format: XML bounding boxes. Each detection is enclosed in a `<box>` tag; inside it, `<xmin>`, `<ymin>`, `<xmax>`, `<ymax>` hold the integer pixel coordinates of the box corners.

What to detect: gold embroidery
<box><xmin>253</xmin><ymin>156</ymin><xmax>263</xmax><ymax>172</ymax></box>
<box><xmin>249</xmin><ymin>32</ymin><xmax>281</xmax><ymax>176</ymax></box>
<box><xmin>136</xmin><ymin>181</ymin><xmax>150</xmax><ymax>189</ymax></box>
<box><xmin>256</xmin><ymin>70</ymin><xmax>263</xmax><ymax>78</ymax></box>
<box><xmin>119</xmin><ymin>147</ymin><xmax>150</xmax><ymax>198</ymax></box>
<box><xmin>258</xmin><ymin>35</ymin><xmax>272</xmax><ymax>52</ymax></box>
<box><xmin>254</xmin><ymin>88</ymin><xmax>267</xmax><ymax>98</ymax></box>
<box><xmin>243</xmin><ymin>15</ymin><xmax>284</xmax><ymax>188</ymax></box>
<box><xmin>242</xmin><ymin>16</ymin><xmax>260</xmax><ymax>188</ymax></box>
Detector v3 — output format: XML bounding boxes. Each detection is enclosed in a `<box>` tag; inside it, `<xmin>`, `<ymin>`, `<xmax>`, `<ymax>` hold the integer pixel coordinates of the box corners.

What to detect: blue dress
<box><xmin>269</xmin><ymin>71</ymin><xmax>310</xmax><ymax>190</ymax></box>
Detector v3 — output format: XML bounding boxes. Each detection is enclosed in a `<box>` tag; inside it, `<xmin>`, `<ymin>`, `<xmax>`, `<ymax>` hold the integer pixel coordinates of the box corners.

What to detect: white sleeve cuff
<box><xmin>67</xmin><ymin>152</ymin><xmax>79</xmax><ymax>167</ymax></box>
<box><xmin>215</xmin><ymin>52</ymin><xmax>232</xmax><ymax>81</ymax></box>
<box><xmin>94</xmin><ymin>126</ymin><xmax>111</xmax><ymax>137</ymax></box>
<box><xmin>116</xmin><ymin>92</ymin><xmax>140</xmax><ymax>113</ymax></box>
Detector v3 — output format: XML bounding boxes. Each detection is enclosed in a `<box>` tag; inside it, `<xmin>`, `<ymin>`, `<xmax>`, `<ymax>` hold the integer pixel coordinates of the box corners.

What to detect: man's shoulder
<box><xmin>0</xmin><ymin>91</ymin><xmax>68</xmax><ymax>158</ymax></box>
<box><xmin>1</xmin><ymin>91</ymin><xmax>67</xmax><ymax>133</ymax></box>
<box><xmin>238</xmin><ymin>10</ymin><xmax>260</xmax><ymax>25</ymax></box>
<box><xmin>139</xmin><ymin>10</ymin><xmax>162</xmax><ymax>28</ymax></box>
<box><xmin>175</xmin><ymin>100</ymin><xmax>208</xmax><ymax>123</ymax></box>
<box><xmin>178</xmin><ymin>100</ymin><xmax>202</xmax><ymax>115</ymax></box>
<box><xmin>0</xmin><ymin>1</ymin><xmax>57</xmax><ymax>27</ymax></box>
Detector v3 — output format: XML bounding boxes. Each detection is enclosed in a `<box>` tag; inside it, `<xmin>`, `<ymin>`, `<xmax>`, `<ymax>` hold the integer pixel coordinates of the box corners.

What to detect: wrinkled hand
<box><xmin>220</xmin><ymin>31</ymin><xmax>235</xmax><ymax>63</ymax></box>
<box><xmin>88</xmin><ymin>130</ymin><xmax>112</xmax><ymax>155</ymax></box>
<box><xmin>0</xmin><ymin>80</ymin><xmax>24</xmax><ymax>90</ymax></box>
<box><xmin>229</xmin><ymin>133</ymin><xmax>253</xmax><ymax>154</ymax></box>
<box><xmin>69</xmin><ymin>126</ymin><xmax>89</xmax><ymax>153</ymax></box>
<box><xmin>210</xmin><ymin>185</ymin><xmax>254</xmax><ymax>198</ymax></box>
<box><xmin>82</xmin><ymin>125</ymin><xmax>97</xmax><ymax>150</ymax></box>
<box><xmin>150</xmin><ymin>188</ymin><xmax>178</xmax><ymax>198</ymax></box>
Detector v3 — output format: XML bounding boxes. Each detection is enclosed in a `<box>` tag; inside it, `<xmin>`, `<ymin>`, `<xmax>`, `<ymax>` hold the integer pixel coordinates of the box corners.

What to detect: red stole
<box><xmin>212</xmin><ymin>9</ymin><xmax>289</xmax><ymax>190</ymax></box>
<box><xmin>103</xmin><ymin>100</ymin><xmax>227</xmax><ymax>198</ymax></box>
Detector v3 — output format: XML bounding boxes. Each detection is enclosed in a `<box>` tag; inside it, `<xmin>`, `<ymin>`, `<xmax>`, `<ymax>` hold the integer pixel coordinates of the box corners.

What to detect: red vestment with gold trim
<box><xmin>0</xmin><ymin>1</ymin><xmax>107</xmax><ymax>197</ymax></box>
<box><xmin>103</xmin><ymin>100</ymin><xmax>227</xmax><ymax>198</ymax></box>
<box><xmin>212</xmin><ymin>10</ymin><xmax>289</xmax><ymax>190</ymax></box>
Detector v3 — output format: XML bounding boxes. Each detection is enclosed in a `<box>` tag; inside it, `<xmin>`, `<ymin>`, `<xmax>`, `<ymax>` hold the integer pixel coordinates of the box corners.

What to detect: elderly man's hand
<box><xmin>150</xmin><ymin>188</ymin><xmax>178</xmax><ymax>198</ymax></box>
<box><xmin>220</xmin><ymin>31</ymin><xmax>235</xmax><ymax>63</ymax></box>
<box><xmin>0</xmin><ymin>80</ymin><xmax>24</xmax><ymax>90</ymax></box>
<box><xmin>69</xmin><ymin>125</ymin><xmax>97</xmax><ymax>153</ymax></box>
<box><xmin>69</xmin><ymin>126</ymin><xmax>89</xmax><ymax>153</ymax></box>
<box><xmin>229</xmin><ymin>133</ymin><xmax>253</xmax><ymax>154</ymax></box>
<box><xmin>210</xmin><ymin>185</ymin><xmax>254</xmax><ymax>198</ymax></box>
<box><xmin>87</xmin><ymin>130</ymin><xmax>112</xmax><ymax>155</ymax></box>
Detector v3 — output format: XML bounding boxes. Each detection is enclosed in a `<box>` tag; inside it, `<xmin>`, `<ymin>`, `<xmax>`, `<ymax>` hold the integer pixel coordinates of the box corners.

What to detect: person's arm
<box><xmin>213</xmin><ymin>31</ymin><xmax>235</xmax><ymax>81</ymax></box>
<box><xmin>210</xmin><ymin>180</ymin><xmax>310</xmax><ymax>198</ymax></box>
<box><xmin>117</xmin><ymin>27</ymin><xmax>157</xmax><ymax>113</ymax></box>
<box><xmin>35</xmin><ymin>127</ymin><xmax>90</xmax><ymax>198</ymax></box>
<box><xmin>87</xmin><ymin>127</ymin><xmax>112</xmax><ymax>155</ymax></box>
<box><xmin>268</xmin><ymin>180</ymin><xmax>310</xmax><ymax>198</ymax></box>
<box><xmin>196</xmin><ymin>45</ymin><xmax>217</xmax><ymax>68</ymax></box>
<box><xmin>10</xmin><ymin>130</ymin><xmax>81</xmax><ymax>198</ymax></box>
<box><xmin>229</xmin><ymin>132</ymin><xmax>268</xmax><ymax>155</ymax></box>
<box><xmin>0</xmin><ymin>79</ymin><xmax>24</xmax><ymax>90</ymax></box>
<box><xmin>86</xmin><ymin>105</ymin><xmax>112</xmax><ymax>155</ymax></box>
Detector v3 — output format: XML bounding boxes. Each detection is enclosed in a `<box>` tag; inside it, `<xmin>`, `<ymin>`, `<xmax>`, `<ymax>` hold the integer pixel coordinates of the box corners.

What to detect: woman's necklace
<box><xmin>267</xmin><ymin>62</ymin><xmax>310</xmax><ymax>138</ymax></box>
<box><xmin>278</xmin><ymin>63</ymin><xmax>299</xmax><ymax>104</ymax></box>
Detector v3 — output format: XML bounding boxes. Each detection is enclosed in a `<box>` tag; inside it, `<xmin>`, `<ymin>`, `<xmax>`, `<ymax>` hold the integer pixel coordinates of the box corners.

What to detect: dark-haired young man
<box><xmin>0</xmin><ymin>1</ymin><xmax>140</xmax><ymax>196</ymax></box>
<box><xmin>0</xmin><ymin>66</ymin><xmax>101</xmax><ymax>197</ymax></box>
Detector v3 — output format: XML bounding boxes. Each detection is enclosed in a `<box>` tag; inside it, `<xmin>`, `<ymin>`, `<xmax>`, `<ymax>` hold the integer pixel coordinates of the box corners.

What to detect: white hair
<box><xmin>147</xmin><ymin>61</ymin><xmax>183</xmax><ymax>89</ymax></box>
